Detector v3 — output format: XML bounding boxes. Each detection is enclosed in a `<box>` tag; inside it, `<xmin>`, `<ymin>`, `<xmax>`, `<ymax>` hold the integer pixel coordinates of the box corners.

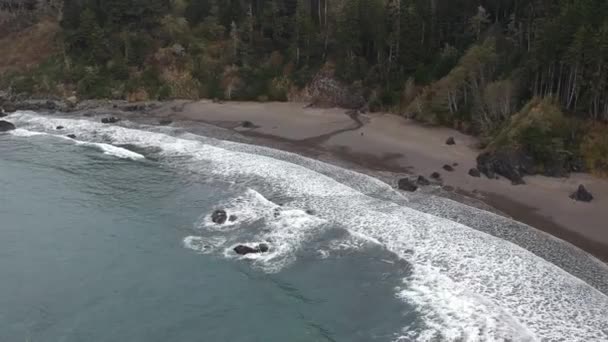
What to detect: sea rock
<box><xmin>159</xmin><ymin>119</ymin><xmax>173</xmax><ymax>126</ymax></box>
<box><xmin>398</xmin><ymin>178</ymin><xmax>418</xmax><ymax>192</ymax></box>
<box><xmin>228</xmin><ymin>215</ymin><xmax>238</xmax><ymax>222</ymax></box>
<box><xmin>417</xmin><ymin>176</ymin><xmax>431</xmax><ymax>186</ymax></box>
<box><xmin>570</xmin><ymin>185</ymin><xmax>593</xmax><ymax>202</ymax></box>
<box><xmin>56</xmin><ymin>125</ymin><xmax>64</xmax><ymax>130</ymax></box>
<box><xmin>443</xmin><ymin>165</ymin><xmax>454</xmax><ymax>172</ymax></box>
<box><xmin>468</xmin><ymin>168</ymin><xmax>481</xmax><ymax>177</ymax></box>
<box><xmin>306</xmin><ymin>209</ymin><xmax>316</xmax><ymax>215</ymax></box>
<box><xmin>2</xmin><ymin>102</ymin><xmax>17</xmax><ymax>113</ymax></box>
<box><xmin>476</xmin><ymin>149</ymin><xmax>533</xmax><ymax>185</ymax></box>
<box><xmin>446</xmin><ymin>137</ymin><xmax>456</xmax><ymax>145</ymax></box>
<box><xmin>211</xmin><ymin>210</ymin><xmax>228</xmax><ymax>224</ymax></box>
<box><xmin>233</xmin><ymin>244</ymin><xmax>270</xmax><ymax>255</ymax></box>
<box><xmin>67</xmin><ymin>134</ymin><xmax>77</xmax><ymax>139</ymax></box>
<box><xmin>242</xmin><ymin>121</ymin><xmax>255</xmax><ymax>128</ymax></box>
<box><xmin>258</xmin><ymin>243</ymin><xmax>269</xmax><ymax>253</ymax></box>
<box><xmin>0</xmin><ymin>120</ymin><xmax>16</xmax><ymax>132</ymax></box>
<box><xmin>430</xmin><ymin>172</ymin><xmax>441</xmax><ymax>180</ymax></box>
<box><xmin>101</xmin><ymin>117</ymin><xmax>121</xmax><ymax>124</ymax></box>
<box><xmin>233</xmin><ymin>245</ymin><xmax>258</xmax><ymax>255</ymax></box>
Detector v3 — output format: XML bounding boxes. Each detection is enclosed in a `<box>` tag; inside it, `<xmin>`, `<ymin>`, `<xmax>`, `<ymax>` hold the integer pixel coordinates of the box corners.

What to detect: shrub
<box><xmin>581</xmin><ymin>123</ymin><xmax>608</xmax><ymax>177</ymax></box>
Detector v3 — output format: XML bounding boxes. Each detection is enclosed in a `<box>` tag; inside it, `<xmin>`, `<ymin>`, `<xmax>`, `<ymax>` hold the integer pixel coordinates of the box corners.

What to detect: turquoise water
<box><xmin>1</xmin><ymin>112</ymin><xmax>608</xmax><ymax>341</ymax></box>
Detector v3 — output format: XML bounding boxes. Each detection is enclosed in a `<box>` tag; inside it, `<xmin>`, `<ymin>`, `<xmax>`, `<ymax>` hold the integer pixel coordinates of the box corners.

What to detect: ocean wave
<box><xmin>7</xmin><ymin>111</ymin><xmax>608</xmax><ymax>341</ymax></box>
<box><xmin>8</xmin><ymin>125</ymin><xmax>145</xmax><ymax>161</ymax></box>
<box><xmin>198</xmin><ymin>188</ymin><xmax>328</xmax><ymax>273</ymax></box>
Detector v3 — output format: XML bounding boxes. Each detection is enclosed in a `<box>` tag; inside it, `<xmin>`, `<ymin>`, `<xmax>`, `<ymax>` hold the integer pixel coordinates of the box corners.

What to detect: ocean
<box><xmin>1</xmin><ymin>111</ymin><xmax>607</xmax><ymax>341</ymax></box>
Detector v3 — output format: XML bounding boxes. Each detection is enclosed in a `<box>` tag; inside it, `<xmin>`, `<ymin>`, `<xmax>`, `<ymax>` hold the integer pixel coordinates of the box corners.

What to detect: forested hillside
<box><xmin>1</xmin><ymin>0</ymin><xmax>608</xmax><ymax>176</ymax></box>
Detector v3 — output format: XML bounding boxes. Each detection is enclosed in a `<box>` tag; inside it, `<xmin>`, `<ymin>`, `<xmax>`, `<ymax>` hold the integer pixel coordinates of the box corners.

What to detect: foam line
<box><xmin>7</xmin><ymin>111</ymin><xmax>608</xmax><ymax>341</ymax></box>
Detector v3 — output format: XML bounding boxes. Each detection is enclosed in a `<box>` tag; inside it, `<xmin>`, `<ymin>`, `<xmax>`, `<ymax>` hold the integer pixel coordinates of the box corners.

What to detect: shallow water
<box><xmin>1</xmin><ymin>111</ymin><xmax>607</xmax><ymax>341</ymax></box>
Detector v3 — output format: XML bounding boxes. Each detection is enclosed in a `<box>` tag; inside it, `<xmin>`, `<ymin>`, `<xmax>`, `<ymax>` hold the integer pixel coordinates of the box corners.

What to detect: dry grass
<box><xmin>0</xmin><ymin>18</ymin><xmax>60</xmax><ymax>74</ymax></box>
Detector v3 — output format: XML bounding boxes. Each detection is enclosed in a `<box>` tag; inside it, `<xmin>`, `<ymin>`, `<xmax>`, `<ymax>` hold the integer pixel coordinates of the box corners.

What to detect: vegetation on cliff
<box><xmin>1</xmin><ymin>0</ymin><xmax>608</xmax><ymax>175</ymax></box>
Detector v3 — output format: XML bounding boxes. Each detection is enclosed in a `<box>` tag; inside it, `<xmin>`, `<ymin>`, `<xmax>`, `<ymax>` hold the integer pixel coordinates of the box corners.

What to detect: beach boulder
<box><xmin>570</xmin><ymin>185</ymin><xmax>593</xmax><ymax>202</ymax></box>
<box><xmin>468</xmin><ymin>168</ymin><xmax>481</xmax><ymax>177</ymax></box>
<box><xmin>211</xmin><ymin>210</ymin><xmax>228</xmax><ymax>224</ymax></box>
<box><xmin>234</xmin><ymin>243</ymin><xmax>270</xmax><ymax>255</ymax></box>
<box><xmin>67</xmin><ymin>134</ymin><xmax>77</xmax><ymax>139</ymax></box>
<box><xmin>430</xmin><ymin>172</ymin><xmax>441</xmax><ymax>180</ymax></box>
<box><xmin>476</xmin><ymin>150</ymin><xmax>533</xmax><ymax>185</ymax></box>
<box><xmin>242</xmin><ymin>121</ymin><xmax>255</xmax><ymax>128</ymax></box>
<box><xmin>443</xmin><ymin>164</ymin><xmax>454</xmax><ymax>172</ymax></box>
<box><xmin>417</xmin><ymin>176</ymin><xmax>431</xmax><ymax>186</ymax></box>
<box><xmin>159</xmin><ymin>119</ymin><xmax>173</xmax><ymax>126</ymax></box>
<box><xmin>0</xmin><ymin>120</ymin><xmax>16</xmax><ymax>132</ymax></box>
<box><xmin>101</xmin><ymin>117</ymin><xmax>121</xmax><ymax>124</ymax></box>
<box><xmin>446</xmin><ymin>137</ymin><xmax>456</xmax><ymax>145</ymax></box>
<box><xmin>56</xmin><ymin>126</ymin><xmax>64</xmax><ymax>130</ymax></box>
<box><xmin>398</xmin><ymin>178</ymin><xmax>418</xmax><ymax>192</ymax></box>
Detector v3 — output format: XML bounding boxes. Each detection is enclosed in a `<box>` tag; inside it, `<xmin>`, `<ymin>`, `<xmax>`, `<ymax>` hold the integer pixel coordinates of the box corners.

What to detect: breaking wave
<box><xmin>7</xmin><ymin>111</ymin><xmax>608</xmax><ymax>341</ymax></box>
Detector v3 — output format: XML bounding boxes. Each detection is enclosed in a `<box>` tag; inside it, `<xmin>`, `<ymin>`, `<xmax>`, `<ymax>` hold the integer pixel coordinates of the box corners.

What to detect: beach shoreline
<box><xmin>143</xmin><ymin>100</ymin><xmax>608</xmax><ymax>263</ymax></box>
<box><xmin>13</xmin><ymin>98</ymin><xmax>606</xmax><ymax>263</ymax></box>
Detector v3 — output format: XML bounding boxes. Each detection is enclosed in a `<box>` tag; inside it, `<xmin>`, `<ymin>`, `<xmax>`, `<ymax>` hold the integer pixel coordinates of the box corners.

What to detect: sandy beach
<box><xmin>148</xmin><ymin>100</ymin><xmax>608</xmax><ymax>262</ymax></box>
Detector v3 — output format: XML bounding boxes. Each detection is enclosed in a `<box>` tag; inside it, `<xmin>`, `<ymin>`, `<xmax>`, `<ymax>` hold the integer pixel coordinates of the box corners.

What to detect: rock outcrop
<box><xmin>476</xmin><ymin>149</ymin><xmax>534</xmax><ymax>185</ymax></box>
<box><xmin>446</xmin><ymin>137</ymin><xmax>455</xmax><ymax>145</ymax></box>
<box><xmin>0</xmin><ymin>120</ymin><xmax>15</xmax><ymax>131</ymax></box>
<box><xmin>468</xmin><ymin>168</ymin><xmax>481</xmax><ymax>177</ymax></box>
<box><xmin>101</xmin><ymin>117</ymin><xmax>120</xmax><ymax>124</ymax></box>
<box><xmin>570</xmin><ymin>185</ymin><xmax>593</xmax><ymax>202</ymax></box>
<box><xmin>417</xmin><ymin>176</ymin><xmax>431</xmax><ymax>186</ymax></box>
<box><xmin>233</xmin><ymin>243</ymin><xmax>270</xmax><ymax>255</ymax></box>
<box><xmin>398</xmin><ymin>178</ymin><xmax>418</xmax><ymax>192</ymax></box>
<box><xmin>211</xmin><ymin>210</ymin><xmax>228</xmax><ymax>224</ymax></box>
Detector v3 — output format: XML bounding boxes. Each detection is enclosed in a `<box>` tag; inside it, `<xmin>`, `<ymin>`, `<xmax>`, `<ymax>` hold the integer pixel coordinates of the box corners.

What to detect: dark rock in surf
<box><xmin>306</xmin><ymin>209</ymin><xmax>316</xmax><ymax>215</ymax></box>
<box><xmin>233</xmin><ymin>245</ymin><xmax>257</xmax><ymax>255</ymax></box>
<box><xmin>242</xmin><ymin>121</ymin><xmax>255</xmax><ymax>128</ymax></box>
<box><xmin>398</xmin><ymin>178</ymin><xmax>418</xmax><ymax>192</ymax></box>
<box><xmin>452</xmin><ymin>162</ymin><xmax>459</xmax><ymax>167</ymax></box>
<box><xmin>228</xmin><ymin>215</ymin><xmax>238</xmax><ymax>222</ymax></box>
<box><xmin>417</xmin><ymin>176</ymin><xmax>431</xmax><ymax>186</ymax></box>
<box><xmin>570</xmin><ymin>185</ymin><xmax>593</xmax><ymax>202</ymax></box>
<box><xmin>159</xmin><ymin>119</ymin><xmax>173</xmax><ymax>126</ymax></box>
<box><xmin>56</xmin><ymin>126</ymin><xmax>64</xmax><ymax>130</ymax></box>
<box><xmin>211</xmin><ymin>210</ymin><xmax>228</xmax><ymax>224</ymax></box>
<box><xmin>468</xmin><ymin>168</ymin><xmax>481</xmax><ymax>177</ymax></box>
<box><xmin>430</xmin><ymin>172</ymin><xmax>441</xmax><ymax>180</ymax></box>
<box><xmin>233</xmin><ymin>244</ymin><xmax>270</xmax><ymax>255</ymax></box>
<box><xmin>2</xmin><ymin>102</ymin><xmax>17</xmax><ymax>114</ymax></box>
<box><xmin>0</xmin><ymin>120</ymin><xmax>16</xmax><ymax>132</ymax></box>
<box><xmin>67</xmin><ymin>134</ymin><xmax>77</xmax><ymax>139</ymax></box>
<box><xmin>443</xmin><ymin>164</ymin><xmax>454</xmax><ymax>172</ymax></box>
<box><xmin>446</xmin><ymin>137</ymin><xmax>456</xmax><ymax>145</ymax></box>
<box><xmin>101</xmin><ymin>117</ymin><xmax>120</xmax><ymax>124</ymax></box>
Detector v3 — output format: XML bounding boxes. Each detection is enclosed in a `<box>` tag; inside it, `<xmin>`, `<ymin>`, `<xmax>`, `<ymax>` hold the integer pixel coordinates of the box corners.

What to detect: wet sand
<box><xmin>151</xmin><ymin>100</ymin><xmax>608</xmax><ymax>262</ymax></box>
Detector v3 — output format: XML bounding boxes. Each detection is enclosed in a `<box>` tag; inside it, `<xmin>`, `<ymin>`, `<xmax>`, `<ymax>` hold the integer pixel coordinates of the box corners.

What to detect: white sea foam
<box><xmin>78</xmin><ymin>141</ymin><xmax>145</xmax><ymax>160</ymax></box>
<box><xmin>9</xmin><ymin>128</ymin><xmax>48</xmax><ymax>137</ymax></box>
<box><xmin>8</xmin><ymin>125</ymin><xmax>145</xmax><ymax>160</ymax></box>
<box><xmin>183</xmin><ymin>236</ymin><xmax>227</xmax><ymax>254</ymax></box>
<box><xmin>204</xmin><ymin>189</ymin><xmax>328</xmax><ymax>272</ymax></box>
<box><xmin>7</xmin><ymin>112</ymin><xmax>608</xmax><ymax>341</ymax></box>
